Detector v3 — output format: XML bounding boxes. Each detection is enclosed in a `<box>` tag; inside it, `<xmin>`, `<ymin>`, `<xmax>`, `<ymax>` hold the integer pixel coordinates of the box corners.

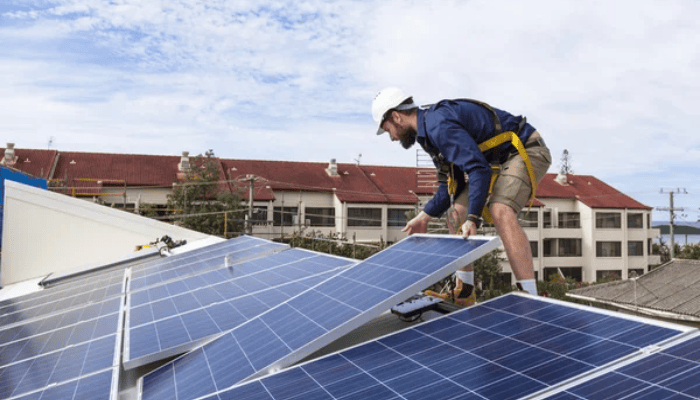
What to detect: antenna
<box><xmin>48</xmin><ymin>136</ymin><xmax>55</xmax><ymax>150</ymax></box>
<box><xmin>354</xmin><ymin>153</ymin><xmax>362</xmax><ymax>165</ymax></box>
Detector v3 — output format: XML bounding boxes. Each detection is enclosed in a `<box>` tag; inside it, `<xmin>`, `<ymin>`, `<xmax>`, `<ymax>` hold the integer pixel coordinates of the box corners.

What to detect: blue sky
<box><xmin>1</xmin><ymin>0</ymin><xmax>699</xmax><ymax>222</ymax></box>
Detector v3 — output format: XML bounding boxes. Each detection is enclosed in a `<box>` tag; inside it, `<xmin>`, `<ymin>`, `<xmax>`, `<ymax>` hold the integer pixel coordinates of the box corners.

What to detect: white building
<box><xmin>2</xmin><ymin>144</ymin><xmax>660</xmax><ymax>283</ymax></box>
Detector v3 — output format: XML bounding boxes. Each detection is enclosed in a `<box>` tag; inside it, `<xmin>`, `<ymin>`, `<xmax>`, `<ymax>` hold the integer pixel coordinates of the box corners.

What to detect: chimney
<box><xmin>3</xmin><ymin>142</ymin><xmax>16</xmax><ymax>165</ymax></box>
<box><xmin>326</xmin><ymin>158</ymin><xmax>339</xmax><ymax>177</ymax></box>
<box><xmin>554</xmin><ymin>171</ymin><xmax>569</xmax><ymax>186</ymax></box>
<box><xmin>178</xmin><ymin>151</ymin><xmax>190</xmax><ymax>171</ymax></box>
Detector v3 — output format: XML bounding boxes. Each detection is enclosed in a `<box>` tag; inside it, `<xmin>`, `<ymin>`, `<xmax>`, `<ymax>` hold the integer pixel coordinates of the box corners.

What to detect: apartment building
<box><xmin>1</xmin><ymin>144</ymin><xmax>659</xmax><ymax>282</ymax></box>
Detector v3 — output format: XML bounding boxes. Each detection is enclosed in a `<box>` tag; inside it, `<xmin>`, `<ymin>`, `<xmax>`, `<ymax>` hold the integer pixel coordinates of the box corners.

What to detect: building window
<box><xmin>530</xmin><ymin>241</ymin><xmax>538</xmax><ymax>258</ymax></box>
<box><xmin>388</xmin><ymin>209</ymin><xmax>412</xmax><ymax>227</ymax></box>
<box><xmin>628</xmin><ymin>241</ymin><xmax>644</xmax><ymax>256</ymax></box>
<box><xmin>273</xmin><ymin>206</ymin><xmax>297</xmax><ymax>226</ymax></box>
<box><xmin>543</xmin><ymin>211</ymin><xmax>552</xmax><ymax>228</ymax></box>
<box><xmin>500</xmin><ymin>273</ymin><xmax>512</xmax><ymax>287</ymax></box>
<box><xmin>518</xmin><ymin>211</ymin><xmax>538</xmax><ymax>228</ymax></box>
<box><xmin>348</xmin><ymin>207</ymin><xmax>382</xmax><ymax>227</ymax></box>
<box><xmin>628</xmin><ymin>269</ymin><xmax>645</xmax><ymax>278</ymax></box>
<box><xmin>559</xmin><ymin>239</ymin><xmax>582</xmax><ymax>257</ymax></box>
<box><xmin>596</xmin><ymin>241</ymin><xmax>622</xmax><ymax>257</ymax></box>
<box><xmin>543</xmin><ymin>267</ymin><xmax>582</xmax><ymax>282</ymax></box>
<box><xmin>306</xmin><ymin>207</ymin><xmax>335</xmax><ymax>227</ymax></box>
<box><xmin>627</xmin><ymin>213</ymin><xmax>644</xmax><ymax>229</ymax></box>
<box><xmin>558</xmin><ymin>212</ymin><xmax>580</xmax><ymax>228</ymax></box>
<box><xmin>251</xmin><ymin>207</ymin><xmax>269</xmax><ymax>226</ymax></box>
<box><xmin>596</xmin><ymin>212</ymin><xmax>621</xmax><ymax>229</ymax></box>
<box><xmin>596</xmin><ymin>270</ymin><xmax>621</xmax><ymax>282</ymax></box>
<box><xmin>543</xmin><ymin>239</ymin><xmax>556</xmax><ymax>257</ymax></box>
<box><xmin>648</xmin><ymin>238</ymin><xmax>653</xmax><ymax>255</ymax></box>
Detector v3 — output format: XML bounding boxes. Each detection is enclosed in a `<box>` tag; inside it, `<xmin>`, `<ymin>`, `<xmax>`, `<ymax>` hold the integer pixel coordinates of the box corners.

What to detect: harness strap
<box><xmin>477</xmin><ymin>131</ymin><xmax>538</xmax><ymax>224</ymax></box>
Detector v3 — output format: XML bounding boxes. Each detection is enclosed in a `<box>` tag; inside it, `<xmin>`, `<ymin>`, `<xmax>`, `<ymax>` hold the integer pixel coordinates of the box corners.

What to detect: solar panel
<box><xmin>0</xmin><ymin>270</ymin><xmax>125</xmax><ymax>322</ymax></box>
<box><xmin>138</xmin><ymin>234</ymin><xmax>501</xmax><ymax>400</ymax></box>
<box><xmin>179</xmin><ymin>293</ymin><xmax>691</xmax><ymax>400</ymax></box>
<box><xmin>0</xmin><ymin>270</ymin><xmax>126</xmax><ymax>331</ymax></box>
<box><xmin>124</xmin><ymin>249</ymin><xmax>355</xmax><ymax>369</ymax></box>
<box><xmin>0</xmin><ymin>292</ymin><xmax>125</xmax><ymax>400</ymax></box>
<box><xmin>538</xmin><ymin>334</ymin><xmax>700</xmax><ymax>400</ymax></box>
<box><xmin>6</xmin><ymin>368</ymin><xmax>118</xmax><ymax>400</ymax></box>
<box><xmin>128</xmin><ymin>236</ymin><xmax>287</xmax><ymax>292</ymax></box>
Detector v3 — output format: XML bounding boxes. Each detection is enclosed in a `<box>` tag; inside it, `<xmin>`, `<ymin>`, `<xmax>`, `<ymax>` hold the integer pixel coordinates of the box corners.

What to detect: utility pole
<box><xmin>657</xmin><ymin>188</ymin><xmax>687</xmax><ymax>259</ymax></box>
<box><xmin>234</xmin><ymin>174</ymin><xmax>263</xmax><ymax>236</ymax></box>
<box><xmin>247</xmin><ymin>175</ymin><xmax>254</xmax><ymax>235</ymax></box>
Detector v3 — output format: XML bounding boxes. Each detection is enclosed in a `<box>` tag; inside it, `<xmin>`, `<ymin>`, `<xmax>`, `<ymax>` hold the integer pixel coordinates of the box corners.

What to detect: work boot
<box><xmin>424</xmin><ymin>278</ymin><xmax>476</xmax><ymax>307</ymax></box>
<box><xmin>454</xmin><ymin>280</ymin><xmax>476</xmax><ymax>307</ymax></box>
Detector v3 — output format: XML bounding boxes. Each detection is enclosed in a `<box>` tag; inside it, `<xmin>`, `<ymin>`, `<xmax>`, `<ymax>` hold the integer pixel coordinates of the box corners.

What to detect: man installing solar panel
<box><xmin>372</xmin><ymin>88</ymin><xmax>551</xmax><ymax>304</ymax></box>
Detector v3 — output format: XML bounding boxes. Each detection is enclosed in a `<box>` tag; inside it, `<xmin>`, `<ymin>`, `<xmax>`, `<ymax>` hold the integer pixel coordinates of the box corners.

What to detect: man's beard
<box><xmin>400</xmin><ymin>130</ymin><xmax>417</xmax><ymax>149</ymax></box>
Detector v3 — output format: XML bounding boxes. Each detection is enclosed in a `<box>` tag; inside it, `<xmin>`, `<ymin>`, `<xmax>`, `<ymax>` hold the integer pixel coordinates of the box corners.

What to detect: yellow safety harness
<box><xmin>432</xmin><ymin>98</ymin><xmax>538</xmax><ymax>233</ymax></box>
<box><xmin>447</xmin><ymin>132</ymin><xmax>538</xmax><ymax>230</ymax></box>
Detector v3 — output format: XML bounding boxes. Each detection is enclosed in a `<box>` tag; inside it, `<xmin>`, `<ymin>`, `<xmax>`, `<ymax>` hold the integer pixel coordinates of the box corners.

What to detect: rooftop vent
<box><xmin>3</xmin><ymin>142</ymin><xmax>16</xmax><ymax>165</ymax></box>
<box><xmin>179</xmin><ymin>151</ymin><xmax>190</xmax><ymax>171</ymax></box>
<box><xmin>326</xmin><ymin>158</ymin><xmax>339</xmax><ymax>177</ymax></box>
<box><xmin>554</xmin><ymin>172</ymin><xmax>569</xmax><ymax>186</ymax></box>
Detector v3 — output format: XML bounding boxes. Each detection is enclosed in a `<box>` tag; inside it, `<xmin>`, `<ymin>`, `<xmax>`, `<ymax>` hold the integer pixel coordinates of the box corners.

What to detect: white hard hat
<box><xmin>372</xmin><ymin>87</ymin><xmax>416</xmax><ymax>135</ymax></box>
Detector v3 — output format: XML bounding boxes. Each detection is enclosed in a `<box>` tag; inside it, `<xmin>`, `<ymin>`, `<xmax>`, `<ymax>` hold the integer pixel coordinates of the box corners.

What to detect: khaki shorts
<box><xmin>455</xmin><ymin>131</ymin><xmax>552</xmax><ymax>215</ymax></box>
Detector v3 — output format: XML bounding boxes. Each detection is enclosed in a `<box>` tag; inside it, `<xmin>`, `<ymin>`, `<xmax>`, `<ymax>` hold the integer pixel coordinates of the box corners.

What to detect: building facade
<box><xmin>1</xmin><ymin>144</ymin><xmax>660</xmax><ymax>283</ymax></box>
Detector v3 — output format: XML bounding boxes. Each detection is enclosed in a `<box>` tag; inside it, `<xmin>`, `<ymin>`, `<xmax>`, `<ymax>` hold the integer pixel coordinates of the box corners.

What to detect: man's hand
<box><xmin>402</xmin><ymin>211</ymin><xmax>431</xmax><ymax>235</ymax></box>
<box><xmin>460</xmin><ymin>220</ymin><xmax>477</xmax><ymax>239</ymax></box>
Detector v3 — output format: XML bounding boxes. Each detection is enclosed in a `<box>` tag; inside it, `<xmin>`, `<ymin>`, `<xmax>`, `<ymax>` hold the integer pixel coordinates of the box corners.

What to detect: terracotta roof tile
<box><xmin>536</xmin><ymin>173</ymin><xmax>650</xmax><ymax>210</ymax></box>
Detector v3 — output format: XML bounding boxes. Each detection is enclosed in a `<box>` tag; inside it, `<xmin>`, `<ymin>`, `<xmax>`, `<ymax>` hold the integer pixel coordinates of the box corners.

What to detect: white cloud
<box><xmin>1</xmin><ymin>0</ymin><xmax>699</xmax><ymax>218</ymax></box>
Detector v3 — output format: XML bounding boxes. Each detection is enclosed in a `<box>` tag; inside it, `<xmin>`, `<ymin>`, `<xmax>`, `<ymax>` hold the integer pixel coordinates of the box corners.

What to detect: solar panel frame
<box><xmin>189</xmin><ymin>293</ymin><xmax>694</xmax><ymax>400</ymax></box>
<box><xmin>137</xmin><ymin>234</ymin><xmax>502</xmax><ymax>400</ymax></box>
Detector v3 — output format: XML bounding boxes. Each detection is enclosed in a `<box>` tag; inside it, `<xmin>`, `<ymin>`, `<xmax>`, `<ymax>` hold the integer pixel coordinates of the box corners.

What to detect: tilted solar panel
<box><xmin>138</xmin><ymin>234</ymin><xmax>502</xmax><ymax>400</ymax></box>
<box><xmin>124</xmin><ymin>249</ymin><xmax>355</xmax><ymax>369</ymax></box>
<box><xmin>185</xmin><ymin>293</ymin><xmax>691</xmax><ymax>400</ymax></box>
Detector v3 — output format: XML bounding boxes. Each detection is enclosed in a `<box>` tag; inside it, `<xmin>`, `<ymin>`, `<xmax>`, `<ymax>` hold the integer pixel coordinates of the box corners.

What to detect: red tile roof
<box><xmin>1</xmin><ymin>146</ymin><xmax>649</xmax><ymax>210</ymax></box>
<box><xmin>0</xmin><ymin>148</ymin><xmax>58</xmax><ymax>180</ymax></box>
<box><xmin>535</xmin><ymin>174</ymin><xmax>650</xmax><ymax>210</ymax></box>
<box><xmin>222</xmin><ymin>159</ymin><xmax>431</xmax><ymax>205</ymax></box>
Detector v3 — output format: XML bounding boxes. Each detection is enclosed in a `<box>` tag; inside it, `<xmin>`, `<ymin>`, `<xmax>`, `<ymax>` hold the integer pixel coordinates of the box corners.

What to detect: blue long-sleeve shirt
<box><xmin>417</xmin><ymin>99</ymin><xmax>536</xmax><ymax>218</ymax></box>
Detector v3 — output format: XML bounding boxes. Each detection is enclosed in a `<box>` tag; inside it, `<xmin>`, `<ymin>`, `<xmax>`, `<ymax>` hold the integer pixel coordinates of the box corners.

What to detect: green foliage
<box><xmin>167</xmin><ymin>150</ymin><xmax>242</xmax><ymax>236</ymax></box>
<box><xmin>286</xmin><ymin>232</ymin><xmax>384</xmax><ymax>260</ymax></box>
<box><xmin>537</xmin><ymin>275</ymin><xmax>588</xmax><ymax>302</ymax></box>
<box><xmin>653</xmin><ymin>236</ymin><xmax>700</xmax><ymax>261</ymax></box>
<box><xmin>474</xmin><ymin>249</ymin><xmax>515</xmax><ymax>300</ymax></box>
<box><xmin>677</xmin><ymin>243</ymin><xmax>700</xmax><ymax>260</ymax></box>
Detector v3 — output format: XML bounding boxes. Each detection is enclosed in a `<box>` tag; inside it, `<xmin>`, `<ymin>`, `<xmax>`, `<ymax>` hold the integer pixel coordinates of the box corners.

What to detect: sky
<box><xmin>1</xmin><ymin>0</ymin><xmax>699</xmax><ymax>223</ymax></box>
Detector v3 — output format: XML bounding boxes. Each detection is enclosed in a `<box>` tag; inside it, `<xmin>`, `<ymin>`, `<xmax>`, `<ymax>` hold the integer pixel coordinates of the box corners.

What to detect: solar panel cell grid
<box><xmin>544</xmin><ymin>335</ymin><xmax>700</xmax><ymax>400</ymax></box>
<box><xmin>8</xmin><ymin>369</ymin><xmax>116</xmax><ymax>400</ymax></box>
<box><xmin>187</xmin><ymin>294</ymin><xmax>686</xmax><ymax>400</ymax></box>
<box><xmin>139</xmin><ymin>235</ymin><xmax>501</xmax><ymax>400</ymax></box>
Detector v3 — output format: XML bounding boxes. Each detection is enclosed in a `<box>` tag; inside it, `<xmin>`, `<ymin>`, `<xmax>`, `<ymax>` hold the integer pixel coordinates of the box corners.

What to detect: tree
<box><xmin>167</xmin><ymin>150</ymin><xmax>243</xmax><ymax>236</ymax></box>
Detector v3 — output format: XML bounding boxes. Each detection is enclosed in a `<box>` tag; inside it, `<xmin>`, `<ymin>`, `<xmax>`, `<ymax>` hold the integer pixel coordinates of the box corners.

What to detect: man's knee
<box><xmin>489</xmin><ymin>202</ymin><xmax>517</xmax><ymax>225</ymax></box>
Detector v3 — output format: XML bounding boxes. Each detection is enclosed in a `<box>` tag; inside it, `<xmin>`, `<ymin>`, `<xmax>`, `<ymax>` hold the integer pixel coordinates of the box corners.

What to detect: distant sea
<box><xmin>656</xmin><ymin>234</ymin><xmax>700</xmax><ymax>245</ymax></box>
<box><xmin>652</xmin><ymin>221</ymin><xmax>700</xmax><ymax>245</ymax></box>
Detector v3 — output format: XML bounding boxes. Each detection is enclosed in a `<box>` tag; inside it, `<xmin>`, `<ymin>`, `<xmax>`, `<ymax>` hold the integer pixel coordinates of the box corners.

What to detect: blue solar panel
<box><xmin>125</xmin><ymin>249</ymin><xmax>354</xmax><ymax>369</ymax></box>
<box><xmin>0</xmin><ymin>334</ymin><xmax>119</xmax><ymax>399</ymax></box>
<box><xmin>178</xmin><ymin>294</ymin><xmax>688</xmax><ymax>400</ymax></box>
<box><xmin>8</xmin><ymin>369</ymin><xmax>117</xmax><ymax>400</ymax></box>
<box><xmin>139</xmin><ymin>234</ymin><xmax>502</xmax><ymax>400</ymax></box>
<box><xmin>128</xmin><ymin>236</ymin><xmax>287</xmax><ymax>292</ymax></box>
<box><xmin>541</xmin><ymin>334</ymin><xmax>700</xmax><ymax>400</ymax></box>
